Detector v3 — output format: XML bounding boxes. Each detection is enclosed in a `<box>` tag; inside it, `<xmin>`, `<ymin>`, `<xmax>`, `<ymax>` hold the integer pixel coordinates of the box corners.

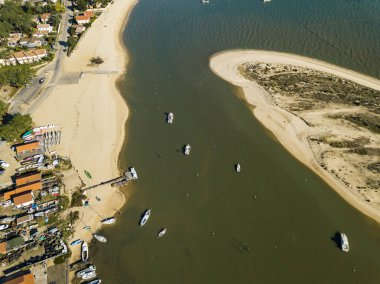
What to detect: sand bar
<box><xmin>210</xmin><ymin>49</ymin><xmax>380</xmax><ymax>223</ymax></box>
<box><xmin>31</xmin><ymin>0</ymin><xmax>138</xmax><ymax>260</ymax></box>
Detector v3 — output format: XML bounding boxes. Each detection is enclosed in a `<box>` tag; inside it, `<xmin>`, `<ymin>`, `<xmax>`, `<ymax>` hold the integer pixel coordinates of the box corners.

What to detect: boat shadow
<box><xmin>331</xmin><ymin>232</ymin><xmax>341</xmax><ymax>249</ymax></box>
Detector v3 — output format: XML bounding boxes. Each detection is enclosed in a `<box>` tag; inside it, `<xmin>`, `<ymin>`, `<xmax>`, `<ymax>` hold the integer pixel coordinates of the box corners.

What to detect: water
<box><xmin>92</xmin><ymin>0</ymin><xmax>380</xmax><ymax>283</ymax></box>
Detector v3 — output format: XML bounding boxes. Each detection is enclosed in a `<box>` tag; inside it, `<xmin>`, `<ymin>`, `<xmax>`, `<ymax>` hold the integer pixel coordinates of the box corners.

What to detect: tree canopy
<box><xmin>0</xmin><ymin>113</ymin><xmax>33</xmax><ymax>142</ymax></box>
<box><xmin>0</xmin><ymin>1</ymin><xmax>34</xmax><ymax>37</ymax></box>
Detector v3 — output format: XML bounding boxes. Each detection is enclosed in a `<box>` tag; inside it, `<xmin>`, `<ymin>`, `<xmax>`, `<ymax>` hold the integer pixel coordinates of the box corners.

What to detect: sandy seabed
<box><xmin>210</xmin><ymin>49</ymin><xmax>380</xmax><ymax>223</ymax></box>
<box><xmin>32</xmin><ymin>0</ymin><xmax>138</xmax><ymax>261</ymax></box>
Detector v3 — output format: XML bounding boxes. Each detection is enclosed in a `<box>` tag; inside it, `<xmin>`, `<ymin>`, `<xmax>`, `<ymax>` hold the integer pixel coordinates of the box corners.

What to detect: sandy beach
<box><xmin>210</xmin><ymin>50</ymin><xmax>380</xmax><ymax>223</ymax></box>
<box><xmin>31</xmin><ymin>0</ymin><xmax>138</xmax><ymax>260</ymax></box>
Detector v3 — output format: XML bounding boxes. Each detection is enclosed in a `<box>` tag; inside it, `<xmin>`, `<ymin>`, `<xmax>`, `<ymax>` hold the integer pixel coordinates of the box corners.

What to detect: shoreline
<box><xmin>31</xmin><ymin>0</ymin><xmax>138</xmax><ymax>261</ymax></box>
<box><xmin>209</xmin><ymin>49</ymin><xmax>380</xmax><ymax>223</ymax></box>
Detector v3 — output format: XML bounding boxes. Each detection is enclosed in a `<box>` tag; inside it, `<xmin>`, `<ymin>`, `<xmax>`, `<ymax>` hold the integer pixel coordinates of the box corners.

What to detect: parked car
<box><xmin>39</xmin><ymin>78</ymin><xmax>45</xmax><ymax>84</ymax></box>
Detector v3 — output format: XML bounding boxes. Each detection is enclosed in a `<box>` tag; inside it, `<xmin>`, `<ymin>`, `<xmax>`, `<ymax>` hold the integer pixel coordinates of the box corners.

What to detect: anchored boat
<box><xmin>158</xmin><ymin>228</ymin><xmax>167</xmax><ymax>238</ymax></box>
<box><xmin>93</xmin><ymin>234</ymin><xmax>107</xmax><ymax>243</ymax></box>
<box><xmin>140</xmin><ymin>209</ymin><xmax>151</xmax><ymax>226</ymax></box>
<box><xmin>76</xmin><ymin>265</ymin><xmax>96</xmax><ymax>278</ymax></box>
<box><xmin>167</xmin><ymin>112</ymin><xmax>174</xmax><ymax>124</ymax></box>
<box><xmin>184</xmin><ymin>144</ymin><xmax>191</xmax><ymax>155</ymax></box>
<box><xmin>87</xmin><ymin>279</ymin><xmax>102</xmax><ymax>284</ymax></box>
<box><xmin>81</xmin><ymin>242</ymin><xmax>89</xmax><ymax>262</ymax></box>
<box><xmin>82</xmin><ymin>270</ymin><xmax>97</xmax><ymax>280</ymax></box>
<box><xmin>340</xmin><ymin>233</ymin><xmax>349</xmax><ymax>252</ymax></box>
<box><xmin>236</xmin><ymin>163</ymin><xmax>241</xmax><ymax>172</ymax></box>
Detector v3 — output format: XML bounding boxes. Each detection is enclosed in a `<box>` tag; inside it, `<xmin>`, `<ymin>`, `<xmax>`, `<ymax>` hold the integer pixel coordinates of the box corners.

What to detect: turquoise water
<box><xmin>92</xmin><ymin>0</ymin><xmax>380</xmax><ymax>283</ymax></box>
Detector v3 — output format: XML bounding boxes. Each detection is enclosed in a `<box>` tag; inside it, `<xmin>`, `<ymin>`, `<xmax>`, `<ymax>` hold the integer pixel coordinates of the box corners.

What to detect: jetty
<box><xmin>81</xmin><ymin>168</ymin><xmax>138</xmax><ymax>191</ymax></box>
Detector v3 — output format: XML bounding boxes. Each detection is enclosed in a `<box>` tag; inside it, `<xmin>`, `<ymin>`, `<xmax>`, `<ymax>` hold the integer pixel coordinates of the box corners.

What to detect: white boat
<box><xmin>158</xmin><ymin>228</ymin><xmax>167</xmax><ymax>238</ymax></box>
<box><xmin>101</xmin><ymin>217</ymin><xmax>116</xmax><ymax>225</ymax></box>
<box><xmin>34</xmin><ymin>212</ymin><xmax>45</xmax><ymax>217</ymax></box>
<box><xmin>236</xmin><ymin>163</ymin><xmax>241</xmax><ymax>173</ymax></box>
<box><xmin>1</xmin><ymin>216</ymin><xmax>15</xmax><ymax>223</ymax></box>
<box><xmin>202</xmin><ymin>0</ymin><xmax>209</xmax><ymax>3</ymax></box>
<box><xmin>93</xmin><ymin>234</ymin><xmax>107</xmax><ymax>243</ymax></box>
<box><xmin>140</xmin><ymin>209</ymin><xmax>151</xmax><ymax>226</ymax></box>
<box><xmin>87</xmin><ymin>279</ymin><xmax>102</xmax><ymax>284</ymax></box>
<box><xmin>76</xmin><ymin>265</ymin><xmax>96</xmax><ymax>278</ymax></box>
<box><xmin>81</xmin><ymin>242</ymin><xmax>89</xmax><ymax>262</ymax></box>
<box><xmin>82</xmin><ymin>270</ymin><xmax>97</xmax><ymax>280</ymax></box>
<box><xmin>184</xmin><ymin>144</ymin><xmax>191</xmax><ymax>155</ymax></box>
<box><xmin>0</xmin><ymin>224</ymin><xmax>9</xmax><ymax>231</ymax></box>
<box><xmin>340</xmin><ymin>233</ymin><xmax>349</xmax><ymax>252</ymax></box>
<box><xmin>130</xmin><ymin>167</ymin><xmax>138</xmax><ymax>179</ymax></box>
<box><xmin>167</xmin><ymin>112</ymin><xmax>174</xmax><ymax>124</ymax></box>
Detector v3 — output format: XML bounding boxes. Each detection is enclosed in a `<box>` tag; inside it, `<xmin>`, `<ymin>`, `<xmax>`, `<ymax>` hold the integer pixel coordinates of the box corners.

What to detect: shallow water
<box><xmin>92</xmin><ymin>0</ymin><xmax>380</xmax><ymax>283</ymax></box>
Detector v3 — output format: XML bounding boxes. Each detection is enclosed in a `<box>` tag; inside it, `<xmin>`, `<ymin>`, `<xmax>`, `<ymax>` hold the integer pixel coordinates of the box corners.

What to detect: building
<box><xmin>36</xmin><ymin>24</ymin><xmax>53</xmax><ymax>33</ymax></box>
<box><xmin>75</xmin><ymin>15</ymin><xmax>90</xmax><ymax>25</ymax></box>
<box><xmin>75</xmin><ymin>25</ymin><xmax>86</xmax><ymax>34</ymax></box>
<box><xmin>16</xmin><ymin>214</ymin><xmax>34</xmax><ymax>226</ymax></box>
<box><xmin>3</xmin><ymin>181</ymin><xmax>42</xmax><ymax>200</ymax></box>
<box><xmin>84</xmin><ymin>10</ymin><xmax>94</xmax><ymax>18</ymax></box>
<box><xmin>14</xmin><ymin>141</ymin><xmax>40</xmax><ymax>155</ymax></box>
<box><xmin>2</xmin><ymin>272</ymin><xmax>34</xmax><ymax>284</ymax></box>
<box><xmin>12</xmin><ymin>49</ymin><xmax>47</xmax><ymax>65</ymax></box>
<box><xmin>0</xmin><ymin>236</ymin><xmax>25</xmax><ymax>254</ymax></box>
<box><xmin>16</xmin><ymin>172</ymin><xmax>42</xmax><ymax>187</ymax></box>
<box><xmin>12</xmin><ymin>192</ymin><xmax>34</xmax><ymax>208</ymax></box>
<box><xmin>40</xmin><ymin>13</ymin><xmax>51</xmax><ymax>23</ymax></box>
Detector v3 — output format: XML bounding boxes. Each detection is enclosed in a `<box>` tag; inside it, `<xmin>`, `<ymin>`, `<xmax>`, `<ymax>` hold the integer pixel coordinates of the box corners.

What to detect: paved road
<box><xmin>9</xmin><ymin>1</ymin><xmax>73</xmax><ymax>115</ymax></box>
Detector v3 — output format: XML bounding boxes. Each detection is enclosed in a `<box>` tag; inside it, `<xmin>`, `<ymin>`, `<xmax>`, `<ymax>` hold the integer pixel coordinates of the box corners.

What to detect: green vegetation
<box><xmin>90</xmin><ymin>56</ymin><xmax>104</xmax><ymax>65</ymax></box>
<box><xmin>0</xmin><ymin>65</ymin><xmax>35</xmax><ymax>88</ymax></box>
<box><xmin>0</xmin><ymin>100</ymin><xmax>8</xmax><ymax>121</ymax></box>
<box><xmin>0</xmin><ymin>1</ymin><xmax>33</xmax><ymax>37</ymax></box>
<box><xmin>0</xmin><ymin>113</ymin><xmax>33</xmax><ymax>142</ymax></box>
<box><xmin>53</xmin><ymin>251</ymin><xmax>71</xmax><ymax>265</ymax></box>
<box><xmin>71</xmin><ymin>190</ymin><xmax>85</xmax><ymax>207</ymax></box>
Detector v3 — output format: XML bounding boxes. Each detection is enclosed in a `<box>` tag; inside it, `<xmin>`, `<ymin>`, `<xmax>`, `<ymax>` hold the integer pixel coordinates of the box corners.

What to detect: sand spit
<box><xmin>32</xmin><ymin>0</ymin><xmax>138</xmax><ymax>260</ymax></box>
<box><xmin>210</xmin><ymin>50</ymin><xmax>380</xmax><ymax>223</ymax></box>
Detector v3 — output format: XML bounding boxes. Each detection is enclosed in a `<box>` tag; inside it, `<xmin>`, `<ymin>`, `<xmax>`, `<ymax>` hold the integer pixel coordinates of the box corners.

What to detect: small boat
<box><xmin>34</xmin><ymin>212</ymin><xmax>44</xmax><ymax>217</ymax></box>
<box><xmin>81</xmin><ymin>242</ymin><xmax>89</xmax><ymax>262</ymax></box>
<box><xmin>167</xmin><ymin>112</ymin><xmax>174</xmax><ymax>124</ymax></box>
<box><xmin>158</xmin><ymin>228</ymin><xmax>167</xmax><ymax>238</ymax></box>
<box><xmin>70</xmin><ymin>239</ymin><xmax>82</xmax><ymax>246</ymax></box>
<box><xmin>76</xmin><ymin>265</ymin><xmax>96</xmax><ymax>278</ymax></box>
<box><xmin>84</xmin><ymin>170</ymin><xmax>92</xmax><ymax>179</ymax></box>
<box><xmin>83</xmin><ymin>226</ymin><xmax>91</xmax><ymax>230</ymax></box>
<box><xmin>87</xmin><ymin>279</ymin><xmax>102</xmax><ymax>284</ymax></box>
<box><xmin>93</xmin><ymin>234</ymin><xmax>107</xmax><ymax>243</ymax></box>
<box><xmin>184</xmin><ymin>144</ymin><xmax>191</xmax><ymax>155</ymax></box>
<box><xmin>101</xmin><ymin>217</ymin><xmax>116</xmax><ymax>225</ymax></box>
<box><xmin>130</xmin><ymin>167</ymin><xmax>138</xmax><ymax>179</ymax></box>
<box><xmin>1</xmin><ymin>216</ymin><xmax>15</xmax><ymax>223</ymax></box>
<box><xmin>236</xmin><ymin>163</ymin><xmax>241</xmax><ymax>173</ymax></box>
<box><xmin>0</xmin><ymin>224</ymin><xmax>9</xmax><ymax>231</ymax></box>
<box><xmin>82</xmin><ymin>270</ymin><xmax>97</xmax><ymax>280</ymax></box>
<box><xmin>140</xmin><ymin>209</ymin><xmax>151</xmax><ymax>226</ymax></box>
<box><xmin>202</xmin><ymin>0</ymin><xmax>209</xmax><ymax>3</ymax></box>
<box><xmin>340</xmin><ymin>233</ymin><xmax>349</xmax><ymax>252</ymax></box>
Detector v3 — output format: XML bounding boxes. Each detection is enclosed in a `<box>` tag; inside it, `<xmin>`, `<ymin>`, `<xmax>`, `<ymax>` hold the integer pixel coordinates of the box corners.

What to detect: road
<box><xmin>9</xmin><ymin>1</ymin><xmax>73</xmax><ymax>115</ymax></box>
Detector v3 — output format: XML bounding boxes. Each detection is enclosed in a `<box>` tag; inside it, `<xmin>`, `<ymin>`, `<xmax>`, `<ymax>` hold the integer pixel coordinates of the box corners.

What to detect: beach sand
<box><xmin>210</xmin><ymin>50</ymin><xmax>380</xmax><ymax>223</ymax></box>
<box><xmin>31</xmin><ymin>0</ymin><xmax>138</xmax><ymax>260</ymax></box>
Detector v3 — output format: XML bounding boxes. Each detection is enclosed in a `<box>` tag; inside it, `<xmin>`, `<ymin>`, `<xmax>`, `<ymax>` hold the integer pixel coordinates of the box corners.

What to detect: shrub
<box><xmin>90</xmin><ymin>56</ymin><xmax>104</xmax><ymax>65</ymax></box>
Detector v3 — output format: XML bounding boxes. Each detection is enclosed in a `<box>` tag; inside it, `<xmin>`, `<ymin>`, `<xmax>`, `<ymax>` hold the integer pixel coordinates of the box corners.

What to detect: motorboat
<box><xmin>34</xmin><ymin>212</ymin><xmax>45</xmax><ymax>217</ymax></box>
<box><xmin>130</xmin><ymin>167</ymin><xmax>138</xmax><ymax>179</ymax></box>
<box><xmin>81</xmin><ymin>242</ymin><xmax>89</xmax><ymax>262</ymax></box>
<box><xmin>101</xmin><ymin>217</ymin><xmax>116</xmax><ymax>225</ymax></box>
<box><xmin>70</xmin><ymin>239</ymin><xmax>82</xmax><ymax>246</ymax></box>
<box><xmin>236</xmin><ymin>163</ymin><xmax>241</xmax><ymax>173</ymax></box>
<box><xmin>140</xmin><ymin>209</ymin><xmax>151</xmax><ymax>226</ymax></box>
<box><xmin>76</xmin><ymin>265</ymin><xmax>96</xmax><ymax>278</ymax></box>
<box><xmin>184</xmin><ymin>144</ymin><xmax>191</xmax><ymax>155</ymax></box>
<box><xmin>93</xmin><ymin>234</ymin><xmax>107</xmax><ymax>243</ymax></box>
<box><xmin>340</xmin><ymin>233</ymin><xmax>349</xmax><ymax>252</ymax></box>
<box><xmin>0</xmin><ymin>224</ymin><xmax>9</xmax><ymax>231</ymax></box>
<box><xmin>82</xmin><ymin>270</ymin><xmax>97</xmax><ymax>280</ymax></box>
<box><xmin>158</xmin><ymin>228</ymin><xmax>167</xmax><ymax>238</ymax></box>
<box><xmin>167</xmin><ymin>112</ymin><xmax>174</xmax><ymax>124</ymax></box>
<box><xmin>87</xmin><ymin>279</ymin><xmax>102</xmax><ymax>284</ymax></box>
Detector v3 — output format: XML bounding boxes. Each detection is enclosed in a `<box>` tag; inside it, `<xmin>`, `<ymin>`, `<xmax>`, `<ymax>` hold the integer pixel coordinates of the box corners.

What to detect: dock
<box><xmin>81</xmin><ymin>168</ymin><xmax>138</xmax><ymax>192</ymax></box>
